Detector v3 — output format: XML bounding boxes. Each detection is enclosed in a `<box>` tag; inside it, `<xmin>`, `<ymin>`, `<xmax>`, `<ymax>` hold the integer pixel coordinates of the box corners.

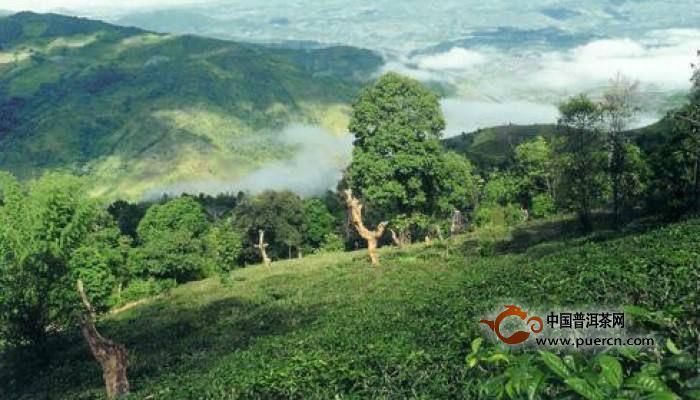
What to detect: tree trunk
<box><xmin>77</xmin><ymin>281</ymin><xmax>129</xmax><ymax>399</ymax></box>
<box><xmin>343</xmin><ymin>189</ymin><xmax>388</xmax><ymax>266</ymax></box>
<box><xmin>255</xmin><ymin>230</ymin><xmax>272</xmax><ymax>266</ymax></box>
<box><xmin>390</xmin><ymin>229</ymin><xmax>403</xmax><ymax>249</ymax></box>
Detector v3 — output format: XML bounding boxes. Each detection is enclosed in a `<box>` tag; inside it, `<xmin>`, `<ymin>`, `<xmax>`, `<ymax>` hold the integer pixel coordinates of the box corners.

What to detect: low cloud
<box><xmin>441</xmin><ymin>99</ymin><xmax>559</xmax><ymax>137</ymax></box>
<box><xmin>2</xmin><ymin>0</ymin><xmax>207</xmax><ymax>12</ymax></box>
<box><xmin>145</xmin><ymin>124</ymin><xmax>353</xmax><ymax>199</ymax></box>
<box><xmin>416</xmin><ymin>47</ymin><xmax>488</xmax><ymax>71</ymax></box>
<box><xmin>532</xmin><ymin>30</ymin><xmax>700</xmax><ymax>91</ymax></box>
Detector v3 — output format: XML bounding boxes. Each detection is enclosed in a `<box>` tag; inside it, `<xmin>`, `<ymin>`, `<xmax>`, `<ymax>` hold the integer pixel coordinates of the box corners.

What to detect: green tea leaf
<box><xmin>598</xmin><ymin>355</ymin><xmax>623</xmax><ymax>389</ymax></box>
<box><xmin>540</xmin><ymin>351</ymin><xmax>571</xmax><ymax>379</ymax></box>
<box><xmin>665</xmin><ymin>339</ymin><xmax>681</xmax><ymax>355</ymax></box>
<box><xmin>565</xmin><ymin>377</ymin><xmax>605</xmax><ymax>400</ymax></box>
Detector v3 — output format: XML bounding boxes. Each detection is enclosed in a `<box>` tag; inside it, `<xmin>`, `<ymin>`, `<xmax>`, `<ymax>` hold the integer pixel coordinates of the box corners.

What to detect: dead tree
<box><xmin>390</xmin><ymin>229</ymin><xmax>402</xmax><ymax>248</ymax></box>
<box><xmin>450</xmin><ymin>210</ymin><xmax>465</xmax><ymax>236</ymax></box>
<box><xmin>255</xmin><ymin>229</ymin><xmax>271</xmax><ymax>266</ymax></box>
<box><xmin>343</xmin><ymin>189</ymin><xmax>388</xmax><ymax>265</ymax></box>
<box><xmin>77</xmin><ymin>280</ymin><xmax>129</xmax><ymax>399</ymax></box>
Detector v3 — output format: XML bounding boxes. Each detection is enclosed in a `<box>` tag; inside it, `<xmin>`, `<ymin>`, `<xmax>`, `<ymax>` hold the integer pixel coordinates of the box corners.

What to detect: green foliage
<box><xmin>318</xmin><ymin>232</ymin><xmax>345</xmax><ymax>253</ymax></box>
<box><xmin>107</xmin><ymin>200</ymin><xmax>147</xmax><ymax>239</ymax></box>
<box><xmin>435</xmin><ymin>151</ymin><xmax>480</xmax><ymax>214</ymax></box>
<box><xmin>206</xmin><ymin>219</ymin><xmax>243</xmax><ymax>273</ymax></box>
<box><xmin>130</xmin><ymin>196</ymin><xmax>210</xmax><ymax>282</ymax></box>
<box><xmin>648</xmin><ymin>101</ymin><xmax>700</xmax><ymax>215</ymax></box>
<box><xmin>556</xmin><ymin>94</ymin><xmax>608</xmax><ymax>231</ymax></box>
<box><xmin>2</xmin><ymin>215</ymin><xmax>698</xmax><ymax>398</ymax></box>
<box><xmin>301</xmin><ymin>198</ymin><xmax>336</xmax><ymax>251</ymax></box>
<box><xmin>234</xmin><ymin>190</ymin><xmax>305</xmax><ymax>261</ymax></box>
<box><xmin>347</xmin><ymin>73</ymin><xmax>477</xmax><ymax>221</ymax></box>
<box><xmin>475</xmin><ymin>203</ymin><xmax>523</xmax><ymax>228</ymax></box>
<box><xmin>0</xmin><ymin>172</ymin><xmax>124</xmax><ymax>345</ymax></box>
<box><xmin>117</xmin><ymin>278</ymin><xmax>177</xmax><ymax>305</ymax></box>
<box><xmin>0</xmin><ymin>12</ymin><xmax>383</xmax><ymax>199</ymax></box>
<box><xmin>443</xmin><ymin>124</ymin><xmax>557</xmax><ymax>172</ymax></box>
<box><xmin>514</xmin><ymin>135</ymin><xmax>556</xmax><ymax>211</ymax></box>
<box><xmin>481</xmin><ymin>171</ymin><xmax>520</xmax><ymax>206</ymax></box>
<box><xmin>531</xmin><ymin>193</ymin><xmax>556</xmax><ymax>219</ymax></box>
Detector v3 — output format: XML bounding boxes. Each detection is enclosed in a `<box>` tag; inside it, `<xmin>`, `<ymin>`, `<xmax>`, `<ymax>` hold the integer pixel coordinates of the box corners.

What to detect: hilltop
<box><xmin>0</xmin><ymin>12</ymin><xmax>383</xmax><ymax>199</ymax></box>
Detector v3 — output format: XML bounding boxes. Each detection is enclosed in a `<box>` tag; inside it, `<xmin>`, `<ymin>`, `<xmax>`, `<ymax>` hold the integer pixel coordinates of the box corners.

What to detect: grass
<box><xmin>2</xmin><ymin>216</ymin><xmax>698</xmax><ymax>399</ymax></box>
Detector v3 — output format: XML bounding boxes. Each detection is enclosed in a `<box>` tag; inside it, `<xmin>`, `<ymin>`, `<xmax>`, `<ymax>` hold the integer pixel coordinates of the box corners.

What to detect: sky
<box><xmin>1</xmin><ymin>0</ymin><xmax>204</xmax><ymax>12</ymax></box>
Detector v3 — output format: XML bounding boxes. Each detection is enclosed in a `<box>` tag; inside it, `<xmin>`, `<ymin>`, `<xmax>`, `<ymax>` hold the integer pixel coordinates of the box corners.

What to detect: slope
<box><xmin>0</xmin><ymin>12</ymin><xmax>383</xmax><ymax>199</ymax></box>
<box><xmin>2</xmin><ymin>217</ymin><xmax>697</xmax><ymax>399</ymax></box>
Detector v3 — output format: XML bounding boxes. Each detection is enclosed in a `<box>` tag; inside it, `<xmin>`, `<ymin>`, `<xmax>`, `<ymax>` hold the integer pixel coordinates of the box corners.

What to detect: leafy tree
<box><xmin>345</xmin><ymin>72</ymin><xmax>446</xmax><ymax>219</ymax></box>
<box><xmin>514</xmin><ymin>136</ymin><xmax>555</xmax><ymax>207</ymax></box>
<box><xmin>129</xmin><ymin>196</ymin><xmax>210</xmax><ymax>283</ymax></box>
<box><xmin>205</xmin><ymin>219</ymin><xmax>243</xmax><ymax>273</ymax></box>
<box><xmin>648</xmin><ymin>56</ymin><xmax>700</xmax><ymax>215</ymax></box>
<box><xmin>651</xmin><ymin>104</ymin><xmax>700</xmax><ymax>214</ymax></box>
<box><xmin>345</xmin><ymin>73</ymin><xmax>478</xmax><ymax>241</ymax></box>
<box><xmin>318</xmin><ymin>233</ymin><xmax>345</xmax><ymax>253</ymax></box>
<box><xmin>601</xmin><ymin>73</ymin><xmax>640</xmax><ymax>224</ymax></box>
<box><xmin>0</xmin><ymin>173</ymin><xmax>124</xmax><ymax>345</ymax></box>
<box><xmin>435</xmin><ymin>151</ymin><xmax>480</xmax><ymax>215</ymax></box>
<box><xmin>195</xmin><ymin>192</ymin><xmax>241</xmax><ymax>220</ymax></box>
<box><xmin>301</xmin><ymin>198</ymin><xmax>336</xmax><ymax>252</ymax></box>
<box><xmin>481</xmin><ymin>171</ymin><xmax>519</xmax><ymax>207</ymax></box>
<box><xmin>234</xmin><ymin>190</ymin><xmax>304</xmax><ymax>261</ymax></box>
<box><xmin>107</xmin><ymin>200</ymin><xmax>146</xmax><ymax>239</ymax></box>
<box><xmin>555</xmin><ymin>95</ymin><xmax>607</xmax><ymax>231</ymax></box>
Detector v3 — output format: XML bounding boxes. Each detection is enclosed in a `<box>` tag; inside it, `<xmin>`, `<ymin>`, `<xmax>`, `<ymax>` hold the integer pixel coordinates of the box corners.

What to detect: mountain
<box><xmin>0</xmin><ymin>12</ymin><xmax>383</xmax><ymax>199</ymax></box>
<box><xmin>443</xmin><ymin>124</ymin><xmax>557</xmax><ymax>171</ymax></box>
<box><xmin>443</xmin><ymin>119</ymin><xmax>673</xmax><ymax>172</ymax></box>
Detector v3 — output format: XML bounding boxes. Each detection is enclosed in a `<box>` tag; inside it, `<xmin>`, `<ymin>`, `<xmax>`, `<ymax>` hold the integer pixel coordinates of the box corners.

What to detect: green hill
<box><xmin>442</xmin><ymin>120</ymin><xmax>672</xmax><ymax>172</ymax></box>
<box><xmin>443</xmin><ymin>124</ymin><xmax>558</xmax><ymax>171</ymax></box>
<box><xmin>3</xmin><ymin>216</ymin><xmax>697</xmax><ymax>399</ymax></box>
<box><xmin>0</xmin><ymin>12</ymin><xmax>383</xmax><ymax>199</ymax></box>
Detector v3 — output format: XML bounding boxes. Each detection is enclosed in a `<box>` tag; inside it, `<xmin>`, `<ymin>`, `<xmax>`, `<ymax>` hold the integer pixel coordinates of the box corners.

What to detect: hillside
<box><xmin>442</xmin><ymin>120</ymin><xmax>672</xmax><ymax>172</ymax></box>
<box><xmin>0</xmin><ymin>12</ymin><xmax>383</xmax><ymax>199</ymax></box>
<box><xmin>443</xmin><ymin>124</ymin><xmax>557</xmax><ymax>171</ymax></box>
<box><xmin>2</xmin><ymin>216</ymin><xmax>697</xmax><ymax>399</ymax></box>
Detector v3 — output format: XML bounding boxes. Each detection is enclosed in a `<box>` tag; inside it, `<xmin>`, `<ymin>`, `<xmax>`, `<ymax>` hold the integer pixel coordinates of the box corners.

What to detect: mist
<box><xmin>441</xmin><ymin>99</ymin><xmax>559</xmax><ymax>137</ymax></box>
<box><xmin>144</xmin><ymin>124</ymin><xmax>353</xmax><ymax>199</ymax></box>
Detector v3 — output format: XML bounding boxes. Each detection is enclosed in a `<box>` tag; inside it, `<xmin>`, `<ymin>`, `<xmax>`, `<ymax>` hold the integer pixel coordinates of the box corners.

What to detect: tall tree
<box><xmin>601</xmin><ymin>73</ymin><xmax>640</xmax><ymax>224</ymax></box>
<box><xmin>514</xmin><ymin>136</ymin><xmax>556</xmax><ymax>217</ymax></box>
<box><xmin>345</xmin><ymin>73</ymin><xmax>478</xmax><ymax>242</ymax></box>
<box><xmin>346</xmin><ymin>73</ymin><xmax>446</xmax><ymax>220</ymax></box>
<box><xmin>556</xmin><ymin>95</ymin><xmax>607</xmax><ymax>231</ymax></box>
<box><xmin>301</xmin><ymin>198</ymin><xmax>336</xmax><ymax>252</ymax></box>
<box><xmin>129</xmin><ymin>196</ymin><xmax>210</xmax><ymax>283</ymax></box>
<box><xmin>0</xmin><ymin>173</ymin><xmax>129</xmax><ymax>398</ymax></box>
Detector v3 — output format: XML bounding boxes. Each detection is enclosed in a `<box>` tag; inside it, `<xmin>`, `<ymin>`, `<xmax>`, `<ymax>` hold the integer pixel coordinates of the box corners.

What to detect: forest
<box><xmin>0</xmin><ymin>49</ymin><xmax>699</xmax><ymax>399</ymax></box>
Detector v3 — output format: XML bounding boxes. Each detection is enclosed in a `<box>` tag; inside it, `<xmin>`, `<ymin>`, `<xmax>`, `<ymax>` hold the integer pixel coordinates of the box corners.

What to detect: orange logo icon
<box><xmin>480</xmin><ymin>305</ymin><xmax>543</xmax><ymax>345</ymax></box>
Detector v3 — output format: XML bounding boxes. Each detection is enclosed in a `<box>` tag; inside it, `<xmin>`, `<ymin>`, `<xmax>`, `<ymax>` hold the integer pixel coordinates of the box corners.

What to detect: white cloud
<box><xmin>144</xmin><ymin>124</ymin><xmax>353</xmax><ymax>198</ymax></box>
<box><xmin>1</xmin><ymin>0</ymin><xmax>207</xmax><ymax>12</ymax></box>
<box><xmin>441</xmin><ymin>98</ymin><xmax>559</xmax><ymax>137</ymax></box>
<box><xmin>532</xmin><ymin>30</ymin><xmax>700</xmax><ymax>91</ymax></box>
<box><xmin>416</xmin><ymin>47</ymin><xmax>487</xmax><ymax>71</ymax></box>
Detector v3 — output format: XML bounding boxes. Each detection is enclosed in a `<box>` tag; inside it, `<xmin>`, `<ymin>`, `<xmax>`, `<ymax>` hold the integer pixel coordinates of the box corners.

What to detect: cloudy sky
<box><xmin>1</xmin><ymin>0</ymin><xmax>204</xmax><ymax>12</ymax></box>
